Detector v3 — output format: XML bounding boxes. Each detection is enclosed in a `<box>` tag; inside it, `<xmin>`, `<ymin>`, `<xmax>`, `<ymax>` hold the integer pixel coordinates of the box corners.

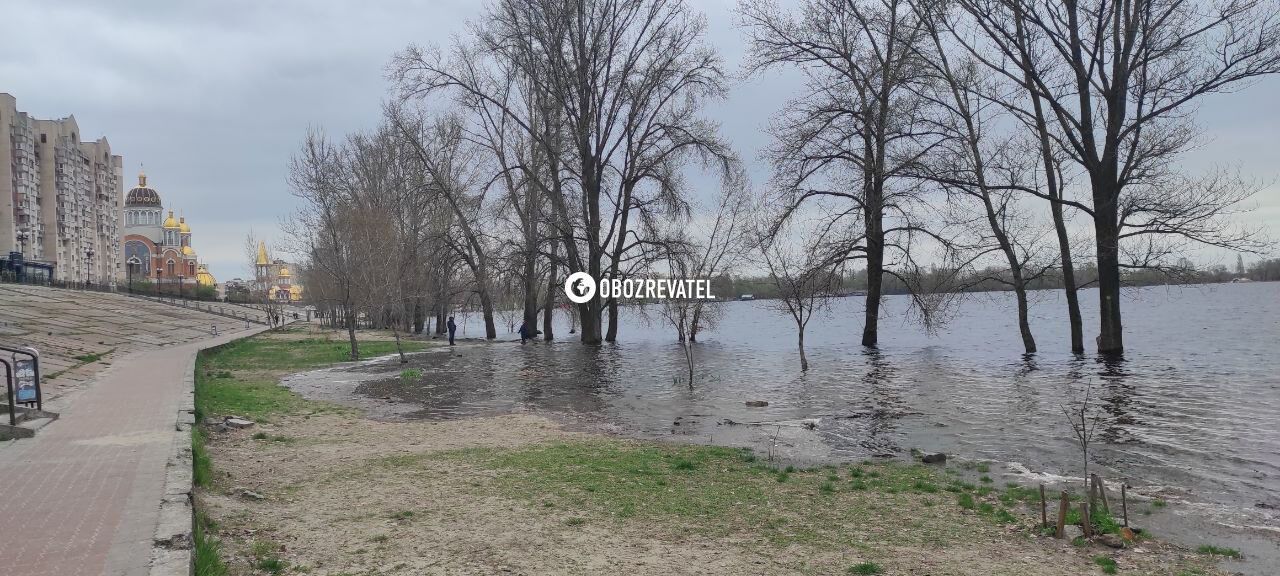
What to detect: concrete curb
<box><xmin>147</xmin><ymin>325</ymin><xmax>277</xmax><ymax>576</ymax></box>
<box><xmin>147</xmin><ymin>350</ymin><xmax>199</xmax><ymax>576</ymax></box>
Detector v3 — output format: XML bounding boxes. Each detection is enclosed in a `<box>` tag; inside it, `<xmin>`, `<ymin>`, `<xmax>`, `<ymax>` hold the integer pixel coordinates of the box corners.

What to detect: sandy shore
<box><xmin>199</xmin><ymin>409</ymin><xmax>1225</xmax><ymax>575</ymax></box>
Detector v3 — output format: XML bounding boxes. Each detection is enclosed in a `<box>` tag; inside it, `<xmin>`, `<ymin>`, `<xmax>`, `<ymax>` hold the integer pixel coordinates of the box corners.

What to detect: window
<box><xmin>167</xmin><ymin>260</ymin><xmax>175</xmax><ymax>276</ymax></box>
<box><xmin>40</xmin><ymin>134</ymin><xmax>46</xmax><ymax>144</ymax></box>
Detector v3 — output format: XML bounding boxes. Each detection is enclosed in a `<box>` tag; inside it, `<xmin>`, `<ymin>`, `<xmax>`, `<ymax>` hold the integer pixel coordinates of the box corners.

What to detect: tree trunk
<box><xmin>1014</xmin><ymin>281</ymin><xmax>1036</xmax><ymax>354</ymax></box>
<box><xmin>1094</xmin><ymin>201</ymin><xmax>1124</xmax><ymax>355</ymax></box>
<box><xmin>345</xmin><ymin>309</ymin><xmax>360</xmax><ymax>361</ymax></box>
<box><xmin>543</xmin><ymin>246</ymin><xmax>556</xmax><ymax>341</ymax></box>
<box><xmin>392</xmin><ymin>326</ymin><xmax>406</xmax><ymax>364</ymax></box>
<box><xmin>412</xmin><ymin>297</ymin><xmax>425</xmax><ymax>334</ymax></box>
<box><xmin>605</xmin><ymin>299</ymin><xmax>619</xmax><ymax>342</ymax></box>
<box><xmin>862</xmin><ymin>224</ymin><xmax>884</xmax><ymax>348</ymax></box>
<box><xmin>684</xmin><ymin>338</ymin><xmax>695</xmax><ymax>388</ymax></box>
<box><xmin>579</xmin><ymin>300</ymin><xmax>602</xmax><ymax>344</ymax></box>
<box><xmin>798</xmin><ymin>327</ymin><xmax>809</xmax><ymax>371</ymax></box>
<box><xmin>478</xmin><ymin>287</ymin><xmax>498</xmax><ymax>340</ymax></box>
<box><xmin>521</xmin><ymin>245</ymin><xmax>539</xmax><ymax>334</ymax></box>
<box><xmin>689</xmin><ymin>304</ymin><xmax>702</xmax><ymax>343</ymax></box>
<box><xmin>1053</xmin><ymin>202</ymin><xmax>1085</xmax><ymax>353</ymax></box>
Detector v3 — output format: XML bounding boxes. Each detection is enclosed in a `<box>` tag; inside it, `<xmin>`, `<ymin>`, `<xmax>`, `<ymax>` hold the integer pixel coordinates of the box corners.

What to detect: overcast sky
<box><xmin>3</xmin><ymin>0</ymin><xmax>1276</xmax><ymax>282</ymax></box>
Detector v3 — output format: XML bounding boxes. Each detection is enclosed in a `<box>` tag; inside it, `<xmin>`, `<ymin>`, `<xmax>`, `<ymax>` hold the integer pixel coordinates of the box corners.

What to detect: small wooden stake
<box><xmin>1121</xmin><ymin>484</ymin><xmax>1129</xmax><ymax>527</ymax></box>
<box><xmin>1081</xmin><ymin>502</ymin><xmax>1092</xmax><ymax>538</ymax></box>
<box><xmin>1039</xmin><ymin>484</ymin><xmax>1048</xmax><ymax>528</ymax></box>
<box><xmin>1089</xmin><ymin>473</ymin><xmax>1099</xmax><ymax>516</ymax></box>
<box><xmin>1097</xmin><ymin>475</ymin><xmax>1111</xmax><ymax>513</ymax></box>
<box><xmin>1056</xmin><ymin>490</ymin><xmax>1069</xmax><ymax>538</ymax></box>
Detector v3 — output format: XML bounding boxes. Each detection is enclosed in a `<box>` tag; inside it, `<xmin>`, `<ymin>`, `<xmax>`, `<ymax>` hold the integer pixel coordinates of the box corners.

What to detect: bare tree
<box><xmin>758</xmin><ymin>219</ymin><xmax>837</xmax><ymax>371</ymax></box>
<box><xmin>740</xmin><ymin>0</ymin><xmax>957</xmax><ymax>348</ymax></box>
<box><xmin>287</xmin><ymin>129</ymin><xmax>364</xmax><ymax>360</ymax></box>
<box><xmin>393</xmin><ymin>110</ymin><xmax>500</xmax><ymax>339</ymax></box>
<box><xmin>954</xmin><ymin>0</ymin><xmax>1280</xmax><ymax>353</ymax></box>
<box><xmin>917</xmin><ymin>6</ymin><xmax>1057</xmax><ymax>353</ymax></box>
<box><xmin>393</xmin><ymin>0</ymin><xmax>730</xmax><ymax>344</ymax></box>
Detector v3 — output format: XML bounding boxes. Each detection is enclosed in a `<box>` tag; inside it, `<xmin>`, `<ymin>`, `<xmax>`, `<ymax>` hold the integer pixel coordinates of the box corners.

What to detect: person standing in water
<box><xmin>447</xmin><ymin>315</ymin><xmax>457</xmax><ymax>346</ymax></box>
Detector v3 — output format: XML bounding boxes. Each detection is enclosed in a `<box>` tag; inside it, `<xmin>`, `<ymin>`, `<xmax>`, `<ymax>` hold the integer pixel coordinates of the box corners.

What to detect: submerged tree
<box><xmin>758</xmin><ymin>218</ymin><xmax>838</xmax><ymax>371</ymax></box>
<box><xmin>954</xmin><ymin>0</ymin><xmax>1280</xmax><ymax>354</ymax></box>
<box><xmin>393</xmin><ymin>0</ymin><xmax>731</xmax><ymax>344</ymax></box>
<box><xmin>741</xmin><ymin>0</ymin><xmax>956</xmax><ymax>348</ymax></box>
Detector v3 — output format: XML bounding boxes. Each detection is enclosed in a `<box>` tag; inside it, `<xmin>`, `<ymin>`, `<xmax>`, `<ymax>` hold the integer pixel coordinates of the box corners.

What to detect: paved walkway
<box><xmin>0</xmin><ymin>328</ymin><xmax>262</xmax><ymax>576</ymax></box>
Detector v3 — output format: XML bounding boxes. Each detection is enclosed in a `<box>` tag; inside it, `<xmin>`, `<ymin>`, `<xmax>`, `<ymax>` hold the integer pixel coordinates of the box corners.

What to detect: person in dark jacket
<box><xmin>447</xmin><ymin>316</ymin><xmax>457</xmax><ymax>345</ymax></box>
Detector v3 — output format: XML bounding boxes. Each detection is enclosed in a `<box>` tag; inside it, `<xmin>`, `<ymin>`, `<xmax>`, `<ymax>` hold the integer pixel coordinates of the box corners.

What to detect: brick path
<box><xmin>0</xmin><ymin>330</ymin><xmax>259</xmax><ymax>576</ymax></box>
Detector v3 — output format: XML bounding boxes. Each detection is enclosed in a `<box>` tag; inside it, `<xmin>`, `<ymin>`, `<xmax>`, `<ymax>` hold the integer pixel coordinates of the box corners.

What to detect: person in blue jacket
<box><xmin>447</xmin><ymin>316</ymin><xmax>457</xmax><ymax>346</ymax></box>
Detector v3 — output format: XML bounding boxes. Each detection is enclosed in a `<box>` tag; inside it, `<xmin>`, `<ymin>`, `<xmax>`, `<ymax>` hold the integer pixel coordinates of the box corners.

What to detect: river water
<box><xmin>289</xmin><ymin>282</ymin><xmax>1280</xmax><ymax>567</ymax></box>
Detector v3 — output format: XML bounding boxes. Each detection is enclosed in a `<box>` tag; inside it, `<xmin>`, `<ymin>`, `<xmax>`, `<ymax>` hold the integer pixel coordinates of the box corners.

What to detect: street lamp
<box><xmin>85</xmin><ymin>247</ymin><xmax>95</xmax><ymax>288</ymax></box>
<box><xmin>179</xmin><ymin>273</ymin><xmax>185</xmax><ymax>300</ymax></box>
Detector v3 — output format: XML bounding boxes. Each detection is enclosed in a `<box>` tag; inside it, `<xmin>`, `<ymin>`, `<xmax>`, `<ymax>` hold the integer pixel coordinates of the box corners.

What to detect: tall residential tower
<box><xmin>2</xmin><ymin>93</ymin><xmax>123</xmax><ymax>283</ymax></box>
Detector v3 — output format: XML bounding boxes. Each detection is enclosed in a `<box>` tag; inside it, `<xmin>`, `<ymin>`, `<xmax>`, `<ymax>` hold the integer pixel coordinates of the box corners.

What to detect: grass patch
<box><xmin>1196</xmin><ymin>544</ymin><xmax>1241</xmax><ymax>558</ymax></box>
<box><xmin>957</xmin><ymin>493</ymin><xmax>976</xmax><ymax>510</ymax></box>
<box><xmin>195</xmin><ymin>331</ymin><xmax>422</xmax><ymax>422</ymax></box>
<box><xmin>192</xmin><ymin>427</ymin><xmax>212</xmax><ymax>487</ymax></box>
<box><xmin>429</xmin><ymin>440</ymin><xmax>979</xmax><ymax>548</ymax></box>
<box><xmin>252</xmin><ymin>540</ymin><xmax>287</xmax><ymax>574</ymax></box>
<box><xmin>1093</xmin><ymin>555</ymin><xmax>1118</xmax><ymax>574</ymax></box>
<box><xmin>193</xmin><ymin>510</ymin><xmax>226</xmax><ymax>576</ymax></box>
<box><xmin>848</xmin><ymin>562</ymin><xmax>882</xmax><ymax>574</ymax></box>
<box><xmin>73</xmin><ymin>349</ymin><xmax>112</xmax><ymax>363</ymax></box>
<box><xmin>400</xmin><ymin>368</ymin><xmax>422</xmax><ymax>380</ymax></box>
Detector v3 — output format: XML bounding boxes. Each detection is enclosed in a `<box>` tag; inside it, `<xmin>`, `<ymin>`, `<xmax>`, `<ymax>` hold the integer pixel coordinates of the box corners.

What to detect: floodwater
<box><xmin>288</xmin><ymin>282</ymin><xmax>1280</xmax><ymax>569</ymax></box>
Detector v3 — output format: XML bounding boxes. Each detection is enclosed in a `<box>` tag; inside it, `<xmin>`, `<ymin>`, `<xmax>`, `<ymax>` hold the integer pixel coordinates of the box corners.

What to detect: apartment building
<box><xmin>2</xmin><ymin>93</ymin><xmax>123</xmax><ymax>283</ymax></box>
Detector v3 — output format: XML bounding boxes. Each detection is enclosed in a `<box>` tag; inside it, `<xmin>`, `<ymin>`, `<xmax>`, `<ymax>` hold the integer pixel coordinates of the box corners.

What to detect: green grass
<box><xmin>400</xmin><ymin>368</ymin><xmax>422</xmax><ymax>380</ymax></box>
<box><xmin>390</xmin><ymin>440</ymin><xmax>985</xmax><ymax>548</ymax></box>
<box><xmin>848</xmin><ymin>562</ymin><xmax>882</xmax><ymax>574</ymax></box>
<box><xmin>252</xmin><ymin>540</ymin><xmax>287</xmax><ymax>574</ymax></box>
<box><xmin>194</xmin><ymin>332</ymin><xmax>422</xmax><ymax>422</ymax></box>
<box><xmin>73</xmin><ymin>350</ymin><xmax>111</xmax><ymax>363</ymax></box>
<box><xmin>193</xmin><ymin>511</ymin><xmax>226</xmax><ymax>576</ymax></box>
<box><xmin>1196</xmin><ymin>544</ymin><xmax>1241</xmax><ymax>558</ymax></box>
<box><xmin>1093</xmin><ymin>555</ymin><xmax>1118</xmax><ymax>574</ymax></box>
<box><xmin>192</xmin><ymin>427</ymin><xmax>212</xmax><ymax>487</ymax></box>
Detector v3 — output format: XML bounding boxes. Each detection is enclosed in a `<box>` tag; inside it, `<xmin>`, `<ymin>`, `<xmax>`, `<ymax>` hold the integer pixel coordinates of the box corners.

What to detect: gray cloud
<box><xmin>2</xmin><ymin>0</ymin><xmax>1275</xmax><ymax>281</ymax></box>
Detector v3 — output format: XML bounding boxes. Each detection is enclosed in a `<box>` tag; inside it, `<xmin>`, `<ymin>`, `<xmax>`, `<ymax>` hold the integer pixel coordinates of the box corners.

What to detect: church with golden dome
<box><xmin>121</xmin><ymin>171</ymin><xmax>215</xmax><ymax>291</ymax></box>
<box><xmin>255</xmin><ymin>241</ymin><xmax>303</xmax><ymax>302</ymax></box>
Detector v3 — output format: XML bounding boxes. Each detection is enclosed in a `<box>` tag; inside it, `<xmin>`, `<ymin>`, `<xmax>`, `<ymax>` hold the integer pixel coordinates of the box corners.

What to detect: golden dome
<box><xmin>288</xmin><ymin>284</ymin><xmax>303</xmax><ymax>300</ymax></box>
<box><xmin>182</xmin><ymin>245</ymin><xmax>195</xmax><ymax>256</ymax></box>
<box><xmin>162</xmin><ymin>210</ymin><xmax>179</xmax><ymax>229</ymax></box>
<box><xmin>256</xmin><ymin>241</ymin><xmax>269</xmax><ymax>266</ymax></box>
<box><xmin>179</xmin><ymin>217</ymin><xmax>191</xmax><ymax>234</ymax></box>
<box><xmin>278</xmin><ymin>266</ymin><xmax>291</xmax><ymax>278</ymax></box>
<box><xmin>196</xmin><ymin>264</ymin><xmax>217</xmax><ymax>287</ymax></box>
